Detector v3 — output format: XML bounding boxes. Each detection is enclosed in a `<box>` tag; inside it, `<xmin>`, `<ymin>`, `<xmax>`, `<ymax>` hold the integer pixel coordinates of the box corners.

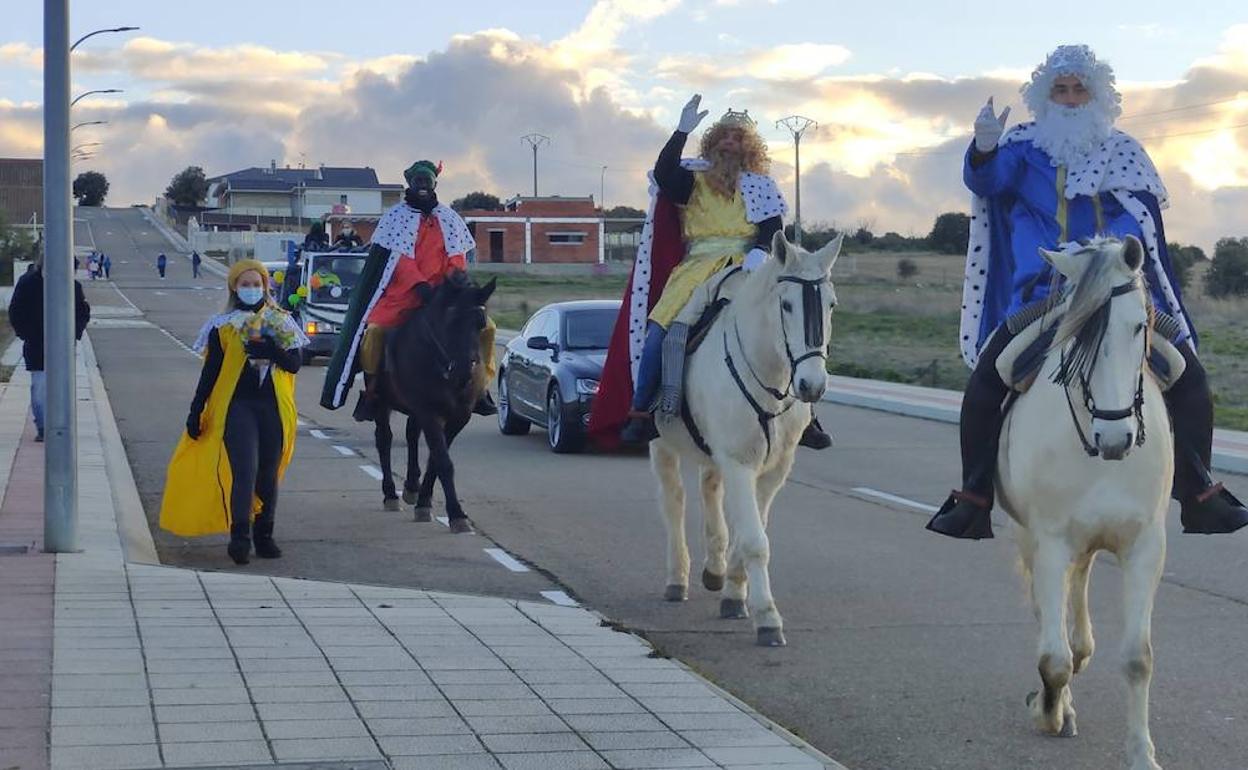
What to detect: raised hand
<box><xmin>973</xmin><ymin>97</ymin><xmax>1011</xmax><ymax>152</ymax></box>
<box><xmin>678</xmin><ymin>94</ymin><xmax>710</xmax><ymax>134</ymax></box>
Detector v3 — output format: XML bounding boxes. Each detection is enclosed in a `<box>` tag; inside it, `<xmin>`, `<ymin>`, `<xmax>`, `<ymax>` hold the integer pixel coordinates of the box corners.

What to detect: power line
<box><xmin>1120</xmin><ymin>95</ymin><xmax>1247</xmax><ymax>121</ymax></box>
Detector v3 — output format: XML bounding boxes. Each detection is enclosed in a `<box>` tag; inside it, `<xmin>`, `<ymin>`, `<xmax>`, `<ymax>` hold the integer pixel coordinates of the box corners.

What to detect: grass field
<box><xmin>487</xmin><ymin>251</ymin><xmax>1248</xmax><ymax>430</ymax></box>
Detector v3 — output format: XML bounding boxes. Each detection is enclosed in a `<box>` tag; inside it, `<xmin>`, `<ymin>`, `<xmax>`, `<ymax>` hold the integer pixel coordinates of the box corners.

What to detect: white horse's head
<box><xmin>751</xmin><ymin>230</ymin><xmax>842</xmax><ymax>403</ymax></box>
<box><xmin>1041</xmin><ymin>235</ymin><xmax>1150</xmax><ymax>460</ymax></box>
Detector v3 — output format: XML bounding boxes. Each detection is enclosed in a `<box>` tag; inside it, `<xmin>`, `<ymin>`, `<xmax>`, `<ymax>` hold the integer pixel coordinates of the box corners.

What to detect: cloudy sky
<box><xmin>3</xmin><ymin>0</ymin><xmax>1247</xmax><ymax>248</ymax></box>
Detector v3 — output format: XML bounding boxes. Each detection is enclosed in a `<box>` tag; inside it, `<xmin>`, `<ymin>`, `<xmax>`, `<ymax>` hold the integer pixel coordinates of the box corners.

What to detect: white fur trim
<box><xmin>369</xmin><ymin>202</ymin><xmax>476</xmax><ymax>259</ymax></box>
<box><xmin>1113</xmin><ymin>191</ymin><xmax>1192</xmax><ymax>344</ymax></box>
<box><xmin>330</xmin><ymin>246</ymin><xmax>404</xmax><ymax>407</ymax></box>
<box><xmin>628</xmin><ymin>173</ymin><xmax>662</xmax><ymax>384</ymax></box>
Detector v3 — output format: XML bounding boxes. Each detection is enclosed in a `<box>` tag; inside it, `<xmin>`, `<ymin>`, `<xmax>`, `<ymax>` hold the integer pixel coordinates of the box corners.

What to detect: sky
<box><xmin>3</xmin><ymin>0</ymin><xmax>1247</xmax><ymax>249</ymax></box>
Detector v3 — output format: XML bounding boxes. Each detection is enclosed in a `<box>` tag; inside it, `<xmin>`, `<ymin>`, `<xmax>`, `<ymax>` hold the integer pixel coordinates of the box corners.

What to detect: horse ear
<box><xmin>1121</xmin><ymin>235</ymin><xmax>1145</xmax><ymax>273</ymax></box>
<box><xmin>1038</xmin><ymin>245</ymin><xmax>1078</xmax><ymax>280</ymax></box>
<box><xmin>476</xmin><ymin>277</ymin><xmax>497</xmax><ymax>304</ymax></box>
<box><xmin>816</xmin><ymin>232</ymin><xmax>843</xmax><ymax>274</ymax></box>
<box><xmin>771</xmin><ymin>229</ymin><xmax>789</xmax><ymax>265</ymax></box>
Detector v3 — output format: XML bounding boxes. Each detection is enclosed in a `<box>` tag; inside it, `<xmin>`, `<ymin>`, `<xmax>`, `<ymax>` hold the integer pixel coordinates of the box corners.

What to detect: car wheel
<box><xmin>497</xmin><ymin>370</ymin><xmax>530</xmax><ymax>435</ymax></box>
<box><xmin>547</xmin><ymin>385</ymin><xmax>584</xmax><ymax>454</ymax></box>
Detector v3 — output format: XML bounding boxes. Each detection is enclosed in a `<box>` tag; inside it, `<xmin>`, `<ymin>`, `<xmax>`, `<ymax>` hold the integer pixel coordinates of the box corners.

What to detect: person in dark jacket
<box><xmin>191</xmin><ymin>251</ymin><xmax>202</xmax><ymax>279</ymax></box>
<box><xmin>6</xmin><ymin>252</ymin><xmax>90</xmax><ymax>441</ymax></box>
<box><xmin>157</xmin><ymin>253</ymin><xmax>168</xmax><ymax>279</ymax></box>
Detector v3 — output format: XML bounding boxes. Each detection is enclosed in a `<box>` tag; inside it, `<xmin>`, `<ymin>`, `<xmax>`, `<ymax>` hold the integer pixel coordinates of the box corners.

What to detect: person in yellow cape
<box><xmin>160</xmin><ymin>260</ymin><xmax>309</xmax><ymax>564</ymax></box>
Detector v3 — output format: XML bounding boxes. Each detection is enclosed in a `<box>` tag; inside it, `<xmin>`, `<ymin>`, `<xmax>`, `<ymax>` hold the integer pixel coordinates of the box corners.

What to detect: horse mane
<box><xmin>1050</xmin><ymin>239</ymin><xmax>1143</xmax><ymax>387</ymax></box>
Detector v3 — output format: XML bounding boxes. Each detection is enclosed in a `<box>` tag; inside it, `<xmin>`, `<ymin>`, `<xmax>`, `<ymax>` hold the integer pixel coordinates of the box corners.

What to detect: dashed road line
<box><xmin>483</xmin><ymin>548</ymin><xmax>529</xmax><ymax>573</ymax></box>
<box><xmin>358</xmin><ymin>465</ymin><xmax>383</xmax><ymax>481</ymax></box>
<box><xmin>309</xmin><ymin>429</ymin><xmax>330</xmax><ymax>440</ymax></box>
<box><xmin>435</xmin><ymin>516</ymin><xmax>449</xmax><ymax>527</ymax></box>
<box><xmin>852</xmin><ymin>486</ymin><xmax>939</xmax><ymax>513</ymax></box>
<box><xmin>331</xmin><ymin>445</ymin><xmax>355</xmax><ymax>457</ymax></box>
<box><xmin>540</xmin><ymin>590</ymin><xmax>578</xmax><ymax>607</ymax></box>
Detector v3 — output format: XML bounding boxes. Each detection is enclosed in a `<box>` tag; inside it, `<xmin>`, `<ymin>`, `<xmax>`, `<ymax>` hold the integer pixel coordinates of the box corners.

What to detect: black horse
<box><xmin>372</xmin><ymin>276</ymin><xmax>496</xmax><ymax>533</ymax></box>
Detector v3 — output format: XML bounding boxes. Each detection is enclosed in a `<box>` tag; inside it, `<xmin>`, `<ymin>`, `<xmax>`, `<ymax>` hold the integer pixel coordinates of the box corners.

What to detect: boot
<box><xmin>799</xmin><ymin>415</ymin><xmax>832</xmax><ymax>450</ymax></box>
<box><xmin>473</xmin><ymin>391</ymin><xmax>498</xmax><ymax>416</ymax></box>
<box><xmin>227</xmin><ymin>524</ymin><xmax>251</xmax><ymax>565</ymax></box>
<box><xmin>352</xmin><ymin>375</ymin><xmax>378</xmax><ymax>422</ymax></box>
<box><xmin>252</xmin><ymin>515</ymin><xmax>282</xmax><ymax>559</ymax></box>
<box><xmin>1175</xmin><ymin>446</ymin><xmax>1248</xmax><ymax>535</ymax></box>
<box><xmin>926</xmin><ymin>383</ymin><xmax>1004</xmax><ymax>540</ymax></box>
<box><xmin>620</xmin><ymin>411</ymin><xmax>658</xmax><ymax>445</ymax></box>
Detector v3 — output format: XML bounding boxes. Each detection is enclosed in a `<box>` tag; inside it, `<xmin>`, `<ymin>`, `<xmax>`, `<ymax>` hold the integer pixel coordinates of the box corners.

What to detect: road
<box><xmin>79</xmin><ymin>206</ymin><xmax>1248</xmax><ymax>770</ymax></box>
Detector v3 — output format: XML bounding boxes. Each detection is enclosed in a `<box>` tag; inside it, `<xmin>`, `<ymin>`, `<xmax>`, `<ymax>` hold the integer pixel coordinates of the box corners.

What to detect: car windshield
<box><xmin>563</xmin><ymin>309</ymin><xmax>616</xmax><ymax>350</ymax></box>
<box><xmin>309</xmin><ymin>255</ymin><xmax>365</xmax><ymax>305</ymax></box>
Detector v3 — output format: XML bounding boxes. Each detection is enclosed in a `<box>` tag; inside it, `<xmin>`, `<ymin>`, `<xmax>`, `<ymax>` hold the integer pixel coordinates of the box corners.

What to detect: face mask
<box><xmin>237</xmin><ymin>286</ymin><xmax>265</xmax><ymax>306</ymax></box>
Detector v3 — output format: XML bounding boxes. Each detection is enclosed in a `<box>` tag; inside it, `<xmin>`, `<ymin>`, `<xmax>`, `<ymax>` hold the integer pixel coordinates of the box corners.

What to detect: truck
<box><xmin>278</xmin><ymin>246</ymin><xmax>369</xmax><ymax>362</ymax></box>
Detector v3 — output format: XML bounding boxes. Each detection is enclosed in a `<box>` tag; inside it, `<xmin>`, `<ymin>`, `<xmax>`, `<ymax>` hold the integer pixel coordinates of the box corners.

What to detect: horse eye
<box><xmin>781</xmin><ymin>300</ymin><xmax>793</xmax><ymax>313</ymax></box>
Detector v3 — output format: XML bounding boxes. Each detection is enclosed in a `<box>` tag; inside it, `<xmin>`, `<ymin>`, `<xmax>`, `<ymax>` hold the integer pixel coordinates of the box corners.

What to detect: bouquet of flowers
<box><xmin>228</xmin><ymin>305</ymin><xmax>299</xmax><ymax>350</ymax></box>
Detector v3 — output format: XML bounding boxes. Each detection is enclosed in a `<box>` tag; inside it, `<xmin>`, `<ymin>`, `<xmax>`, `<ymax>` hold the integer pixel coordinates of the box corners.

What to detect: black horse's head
<box><xmin>417</xmin><ymin>276</ymin><xmax>497</xmax><ymax>390</ymax></box>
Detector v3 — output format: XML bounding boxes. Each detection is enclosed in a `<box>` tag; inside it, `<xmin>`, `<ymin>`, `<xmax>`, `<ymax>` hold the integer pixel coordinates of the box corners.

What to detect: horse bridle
<box><xmin>417</xmin><ymin>304</ymin><xmax>486</xmax><ymax>382</ymax></box>
<box><xmin>1058</xmin><ymin>281</ymin><xmax>1148</xmax><ymax>458</ymax></box>
<box><xmin>723</xmin><ymin>274</ymin><xmax>830</xmax><ymax>456</ymax></box>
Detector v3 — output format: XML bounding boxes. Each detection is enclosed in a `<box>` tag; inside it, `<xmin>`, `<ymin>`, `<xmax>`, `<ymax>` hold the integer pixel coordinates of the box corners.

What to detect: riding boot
<box><xmin>252</xmin><ymin>513</ymin><xmax>282</xmax><ymax>559</ymax></box>
<box><xmin>799</xmin><ymin>413</ymin><xmax>832</xmax><ymax>450</ymax></box>
<box><xmin>1164</xmin><ymin>355</ymin><xmax>1248</xmax><ymax>534</ymax></box>
<box><xmin>620</xmin><ymin>322</ymin><xmax>665</xmax><ymax>445</ymax></box>
<box><xmin>353</xmin><ymin>374</ymin><xmax>378</xmax><ymax>423</ymax></box>
<box><xmin>473</xmin><ymin>391</ymin><xmax>498</xmax><ymax>416</ymax></box>
<box><xmin>226</xmin><ymin>522</ymin><xmax>251</xmax><ymax>565</ymax></box>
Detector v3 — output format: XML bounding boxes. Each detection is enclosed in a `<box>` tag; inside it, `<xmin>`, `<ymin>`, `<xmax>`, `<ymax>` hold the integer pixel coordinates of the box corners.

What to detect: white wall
<box><xmin>300</xmin><ymin>189</ymin><xmax>383</xmax><ymax>218</ymax></box>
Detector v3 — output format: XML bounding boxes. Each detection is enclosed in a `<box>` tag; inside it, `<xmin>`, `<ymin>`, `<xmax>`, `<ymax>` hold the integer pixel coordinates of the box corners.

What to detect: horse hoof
<box><xmin>402</xmin><ymin>489</ymin><xmax>418</xmax><ymax>505</ymax></box>
<box><xmin>663</xmin><ymin>584</ymin><xmax>688</xmax><ymax>602</ymax></box>
<box><xmin>719</xmin><ymin>598</ymin><xmax>748</xmax><ymax>619</ymax></box>
<box><xmin>701</xmin><ymin>569</ymin><xmax>724</xmax><ymax>592</ymax></box>
<box><xmin>413</xmin><ymin>507</ymin><xmax>432</xmax><ymax>523</ymax></box>
<box><xmin>383</xmin><ymin>498</ymin><xmax>400</xmax><ymax>512</ymax></box>
<box><xmin>448</xmin><ymin>518</ymin><xmax>474</xmax><ymax>534</ymax></box>
<box><xmin>1059</xmin><ymin>713</ymin><xmax>1077</xmax><ymax>738</ymax></box>
<box><xmin>756</xmin><ymin>627</ymin><xmax>786</xmax><ymax>647</ymax></box>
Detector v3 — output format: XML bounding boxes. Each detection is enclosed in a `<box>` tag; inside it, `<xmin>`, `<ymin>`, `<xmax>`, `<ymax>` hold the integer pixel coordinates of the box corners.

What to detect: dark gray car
<box><xmin>497</xmin><ymin>299</ymin><xmax>620</xmax><ymax>453</ymax></box>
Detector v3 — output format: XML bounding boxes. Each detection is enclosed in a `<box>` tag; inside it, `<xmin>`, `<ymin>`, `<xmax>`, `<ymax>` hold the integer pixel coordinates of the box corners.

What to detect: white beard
<box><xmin>1031</xmin><ymin>104</ymin><xmax>1113</xmax><ymax>168</ymax></box>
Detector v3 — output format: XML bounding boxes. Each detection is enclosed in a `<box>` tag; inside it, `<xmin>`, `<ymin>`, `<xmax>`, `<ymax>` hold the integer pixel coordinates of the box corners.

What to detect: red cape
<box><xmin>588</xmin><ymin>192</ymin><xmax>686</xmax><ymax>450</ymax></box>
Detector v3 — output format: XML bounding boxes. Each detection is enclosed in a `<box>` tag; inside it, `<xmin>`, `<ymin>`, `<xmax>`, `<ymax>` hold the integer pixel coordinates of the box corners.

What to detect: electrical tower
<box><xmin>520</xmin><ymin>133</ymin><xmax>551</xmax><ymax>196</ymax></box>
<box><xmin>776</xmin><ymin>116</ymin><xmax>817</xmax><ymax>245</ymax></box>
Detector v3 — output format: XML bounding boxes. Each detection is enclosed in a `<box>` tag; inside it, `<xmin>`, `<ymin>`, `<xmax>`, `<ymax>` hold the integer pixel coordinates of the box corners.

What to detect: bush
<box><xmin>1206</xmin><ymin>237</ymin><xmax>1248</xmax><ymax>298</ymax></box>
<box><xmin>897</xmin><ymin>258</ymin><xmax>919</xmax><ymax>278</ymax></box>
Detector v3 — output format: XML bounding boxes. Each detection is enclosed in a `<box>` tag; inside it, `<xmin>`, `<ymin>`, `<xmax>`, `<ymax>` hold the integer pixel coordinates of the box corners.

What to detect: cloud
<box><xmin>659</xmin><ymin>42</ymin><xmax>853</xmax><ymax>86</ymax></box>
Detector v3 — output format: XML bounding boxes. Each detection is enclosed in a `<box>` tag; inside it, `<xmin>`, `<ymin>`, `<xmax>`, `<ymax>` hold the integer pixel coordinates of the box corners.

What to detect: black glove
<box><xmin>186</xmin><ymin>410</ymin><xmax>203</xmax><ymax>440</ymax></box>
<box><xmin>446</xmin><ymin>269</ymin><xmax>470</xmax><ymax>288</ymax></box>
<box><xmin>416</xmin><ymin>283</ymin><xmax>434</xmax><ymax>303</ymax></box>
<box><xmin>245</xmin><ymin>337</ymin><xmax>278</xmax><ymax>359</ymax></box>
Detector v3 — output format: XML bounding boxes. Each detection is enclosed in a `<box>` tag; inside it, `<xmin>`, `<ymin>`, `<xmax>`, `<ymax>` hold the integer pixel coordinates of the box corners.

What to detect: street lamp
<box><xmin>776</xmin><ymin>116</ymin><xmax>817</xmax><ymax>245</ymax></box>
<box><xmin>71</xmin><ymin>142</ymin><xmax>101</xmax><ymax>153</ymax></box>
<box><xmin>71</xmin><ymin>120</ymin><xmax>108</xmax><ymax>132</ymax></box>
<box><xmin>70</xmin><ymin>88</ymin><xmax>122</xmax><ymax>107</ymax></box>
<box><xmin>71</xmin><ymin>26</ymin><xmax>139</xmax><ymax>52</ymax></box>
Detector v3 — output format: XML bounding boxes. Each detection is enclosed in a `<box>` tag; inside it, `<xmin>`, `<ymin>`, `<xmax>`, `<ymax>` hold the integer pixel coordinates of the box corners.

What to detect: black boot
<box><xmin>620</xmin><ymin>411</ymin><xmax>658</xmax><ymax>445</ymax></box>
<box><xmin>799</xmin><ymin>416</ymin><xmax>832</xmax><ymax>450</ymax></box>
<box><xmin>227</xmin><ymin>524</ymin><xmax>251</xmax><ymax>565</ymax></box>
<box><xmin>926</xmin><ymin>372</ymin><xmax>1007</xmax><ymax>540</ymax></box>
<box><xmin>473</xmin><ymin>391</ymin><xmax>498</xmax><ymax>416</ymax></box>
<box><xmin>353</xmin><ymin>375</ymin><xmax>377</xmax><ymax>422</ymax></box>
<box><xmin>252</xmin><ymin>515</ymin><xmax>282</xmax><ymax>559</ymax></box>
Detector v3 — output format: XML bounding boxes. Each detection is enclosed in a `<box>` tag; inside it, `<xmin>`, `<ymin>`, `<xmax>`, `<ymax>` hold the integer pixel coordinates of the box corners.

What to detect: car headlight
<box><xmin>575</xmin><ymin>378</ymin><xmax>599</xmax><ymax>395</ymax></box>
<box><xmin>305</xmin><ymin>321</ymin><xmax>336</xmax><ymax>334</ymax></box>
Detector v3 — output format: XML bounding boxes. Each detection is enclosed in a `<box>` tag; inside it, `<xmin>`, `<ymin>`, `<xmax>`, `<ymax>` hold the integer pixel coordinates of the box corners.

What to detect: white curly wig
<box><xmin>1021</xmin><ymin>44</ymin><xmax>1122</xmax><ymax>121</ymax></box>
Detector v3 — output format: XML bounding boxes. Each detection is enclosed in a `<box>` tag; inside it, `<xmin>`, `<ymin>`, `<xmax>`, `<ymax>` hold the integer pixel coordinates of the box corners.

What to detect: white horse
<box><xmin>651</xmin><ymin>231</ymin><xmax>841</xmax><ymax>647</ymax></box>
<box><xmin>998</xmin><ymin>236</ymin><xmax>1172</xmax><ymax>770</ymax></box>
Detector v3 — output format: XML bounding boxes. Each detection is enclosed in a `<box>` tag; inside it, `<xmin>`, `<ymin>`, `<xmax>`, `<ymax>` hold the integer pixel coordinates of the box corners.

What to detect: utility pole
<box><xmin>600</xmin><ymin>165</ymin><xmax>607</xmax><ymax>212</ymax></box>
<box><xmin>520</xmin><ymin>134</ymin><xmax>550</xmax><ymax>197</ymax></box>
<box><xmin>776</xmin><ymin>116</ymin><xmax>817</xmax><ymax>246</ymax></box>
<box><xmin>43</xmin><ymin>0</ymin><xmax>76</xmax><ymax>552</ymax></box>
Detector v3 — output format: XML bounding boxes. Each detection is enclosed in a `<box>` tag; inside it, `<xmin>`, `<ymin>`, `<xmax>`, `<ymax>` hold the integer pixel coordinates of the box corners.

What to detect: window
<box><xmin>523</xmin><ymin>311</ymin><xmax>551</xmax><ymax>340</ymax></box>
<box><xmin>339</xmin><ymin>194</ymin><xmax>349</xmax><ymax>205</ymax></box>
<box><xmin>547</xmin><ymin>231</ymin><xmax>586</xmax><ymax>245</ymax></box>
<box><xmin>563</xmin><ymin>309</ymin><xmax>617</xmax><ymax>350</ymax></box>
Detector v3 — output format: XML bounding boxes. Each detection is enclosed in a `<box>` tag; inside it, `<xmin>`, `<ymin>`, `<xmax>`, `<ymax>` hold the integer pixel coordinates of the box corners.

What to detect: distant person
<box><xmin>157</xmin><ymin>252</ymin><xmax>167</xmax><ymax>279</ymax></box>
<box><xmin>6</xmin><ymin>249</ymin><xmax>91</xmax><ymax>442</ymax></box>
<box><xmin>332</xmin><ymin>224</ymin><xmax>362</xmax><ymax>251</ymax></box>
<box><xmin>160</xmin><ymin>260</ymin><xmax>308</xmax><ymax>565</ymax></box>
<box><xmin>101</xmin><ymin>253</ymin><xmax>111</xmax><ymax>279</ymax></box>
<box><xmin>191</xmin><ymin>250</ymin><xmax>202</xmax><ymax>279</ymax></box>
<box><xmin>303</xmin><ymin>221</ymin><xmax>329</xmax><ymax>252</ymax></box>
<box><xmin>87</xmin><ymin>254</ymin><xmax>98</xmax><ymax>280</ymax></box>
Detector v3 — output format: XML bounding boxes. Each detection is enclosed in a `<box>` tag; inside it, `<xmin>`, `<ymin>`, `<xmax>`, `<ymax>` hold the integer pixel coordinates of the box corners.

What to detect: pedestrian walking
<box><xmin>191</xmin><ymin>250</ymin><xmax>202</xmax><ymax>279</ymax></box>
<box><xmin>102</xmin><ymin>253</ymin><xmax>111</xmax><ymax>279</ymax></box>
<box><xmin>157</xmin><ymin>252</ymin><xmax>168</xmax><ymax>279</ymax></box>
<box><xmin>6</xmin><ymin>250</ymin><xmax>91</xmax><ymax>442</ymax></box>
<box><xmin>159</xmin><ymin>260</ymin><xmax>308</xmax><ymax>565</ymax></box>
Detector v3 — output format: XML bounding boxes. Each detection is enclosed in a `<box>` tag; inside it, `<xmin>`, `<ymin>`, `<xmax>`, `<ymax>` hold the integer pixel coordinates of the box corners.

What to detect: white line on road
<box><xmin>540</xmin><ymin>590</ymin><xmax>578</xmax><ymax>607</ymax></box>
<box><xmin>331</xmin><ymin>445</ymin><xmax>355</xmax><ymax>457</ymax></box>
<box><xmin>309</xmin><ymin>429</ymin><xmax>330</xmax><ymax>440</ymax></box>
<box><xmin>296</xmin><ymin>418</ymin><xmax>307</xmax><ymax>426</ymax></box>
<box><xmin>359</xmin><ymin>465</ymin><xmax>383</xmax><ymax>480</ymax></box>
<box><xmin>435</xmin><ymin>516</ymin><xmax>449</xmax><ymax>527</ymax></box>
<box><xmin>852</xmin><ymin>487</ymin><xmax>939</xmax><ymax>513</ymax></box>
<box><xmin>484</xmin><ymin>548</ymin><xmax>530</xmax><ymax>573</ymax></box>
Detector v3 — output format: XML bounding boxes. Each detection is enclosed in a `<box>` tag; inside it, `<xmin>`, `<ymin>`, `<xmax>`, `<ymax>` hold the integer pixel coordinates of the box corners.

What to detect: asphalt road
<box><xmin>79</xmin><ymin>206</ymin><xmax>1248</xmax><ymax>770</ymax></box>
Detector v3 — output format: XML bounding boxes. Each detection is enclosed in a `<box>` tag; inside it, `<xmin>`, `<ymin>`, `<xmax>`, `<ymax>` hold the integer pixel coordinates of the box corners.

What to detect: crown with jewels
<box><xmin>716</xmin><ymin>108</ymin><xmax>755</xmax><ymax>128</ymax></box>
<box><xmin>1043</xmin><ymin>44</ymin><xmax>1098</xmax><ymax>77</ymax></box>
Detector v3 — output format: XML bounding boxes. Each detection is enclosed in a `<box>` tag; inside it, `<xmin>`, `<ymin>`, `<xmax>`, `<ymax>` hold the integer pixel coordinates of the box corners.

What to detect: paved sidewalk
<box><xmin>0</xmin><ymin>338</ymin><xmax>839</xmax><ymax>769</ymax></box>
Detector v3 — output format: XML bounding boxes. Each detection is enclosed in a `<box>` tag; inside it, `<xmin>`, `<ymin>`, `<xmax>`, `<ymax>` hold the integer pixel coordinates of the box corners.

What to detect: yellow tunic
<box><xmin>649</xmin><ymin>175</ymin><xmax>755</xmax><ymax>328</ymax></box>
<box><xmin>159</xmin><ymin>324</ymin><xmax>298</xmax><ymax>537</ymax></box>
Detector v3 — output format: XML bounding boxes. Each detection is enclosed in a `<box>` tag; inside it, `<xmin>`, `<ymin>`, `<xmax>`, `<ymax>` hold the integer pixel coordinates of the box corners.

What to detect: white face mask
<box><xmin>237</xmin><ymin>286</ymin><xmax>265</xmax><ymax>306</ymax></box>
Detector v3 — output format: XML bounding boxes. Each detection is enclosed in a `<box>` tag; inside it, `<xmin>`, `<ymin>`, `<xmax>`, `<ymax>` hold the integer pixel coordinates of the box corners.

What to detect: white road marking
<box><xmin>484</xmin><ymin>548</ymin><xmax>530</xmax><ymax>573</ymax></box>
<box><xmin>296</xmin><ymin>418</ymin><xmax>307</xmax><ymax>426</ymax></box>
<box><xmin>331</xmin><ymin>445</ymin><xmax>354</xmax><ymax>457</ymax></box>
<box><xmin>435</xmin><ymin>516</ymin><xmax>449</xmax><ymax>527</ymax></box>
<box><xmin>309</xmin><ymin>429</ymin><xmax>330</xmax><ymax>440</ymax></box>
<box><xmin>540</xmin><ymin>590</ymin><xmax>578</xmax><ymax>607</ymax></box>
<box><xmin>359</xmin><ymin>465</ymin><xmax>383</xmax><ymax>480</ymax></box>
<box><xmin>852</xmin><ymin>487</ymin><xmax>939</xmax><ymax>513</ymax></box>
<box><xmin>158</xmin><ymin>327</ymin><xmax>197</xmax><ymax>357</ymax></box>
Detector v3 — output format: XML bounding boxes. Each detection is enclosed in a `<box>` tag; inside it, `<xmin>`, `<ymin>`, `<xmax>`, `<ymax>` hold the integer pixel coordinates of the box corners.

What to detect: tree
<box><xmin>0</xmin><ymin>212</ymin><xmax>35</xmax><ymax>284</ymax></box>
<box><xmin>1165</xmin><ymin>242</ymin><xmax>1205</xmax><ymax>290</ymax></box>
<box><xmin>1205</xmin><ymin>237</ymin><xmax>1248</xmax><ymax>298</ymax></box>
<box><xmin>604</xmin><ymin>205</ymin><xmax>645</xmax><ymax>219</ymax></box>
<box><xmin>165</xmin><ymin>166</ymin><xmax>209</xmax><ymax>207</ymax></box>
<box><xmin>450</xmin><ymin>192</ymin><xmax>503</xmax><ymax>212</ymax></box>
<box><xmin>927</xmin><ymin>212</ymin><xmax>971</xmax><ymax>254</ymax></box>
<box><xmin>72</xmin><ymin>171</ymin><xmax>108</xmax><ymax>206</ymax></box>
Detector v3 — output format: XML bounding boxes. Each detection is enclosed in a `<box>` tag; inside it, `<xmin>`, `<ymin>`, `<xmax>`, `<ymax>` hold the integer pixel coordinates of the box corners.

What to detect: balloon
<box><xmin>274</xmin><ymin>270</ymin><xmax>285</xmax><ymax>284</ymax></box>
<box><xmin>287</xmin><ymin>294</ymin><xmax>301</xmax><ymax>307</ymax></box>
<box><xmin>310</xmin><ymin>274</ymin><xmax>323</xmax><ymax>290</ymax></box>
<box><xmin>296</xmin><ymin>285</ymin><xmax>308</xmax><ymax>297</ymax></box>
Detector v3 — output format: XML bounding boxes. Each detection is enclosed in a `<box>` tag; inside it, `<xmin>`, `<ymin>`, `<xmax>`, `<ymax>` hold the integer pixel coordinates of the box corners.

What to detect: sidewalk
<box><xmin>0</xmin><ymin>338</ymin><xmax>839</xmax><ymax>769</ymax></box>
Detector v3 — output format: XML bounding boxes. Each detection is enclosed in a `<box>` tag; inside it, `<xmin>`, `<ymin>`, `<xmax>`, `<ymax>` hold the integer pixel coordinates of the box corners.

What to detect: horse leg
<box><xmin>756</xmin><ymin>449</ymin><xmax>796</xmax><ymax>528</ymax></box>
<box><xmin>650</xmin><ymin>442</ymin><xmax>688</xmax><ymax>602</ymax></box>
<box><xmin>374</xmin><ymin>405</ymin><xmax>400</xmax><ymax>511</ymax></box>
<box><xmin>403</xmin><ymin>416</ymin><xmax>422</xmax><ymax>506</ymax></box>
<box><xmin>1070</xmin><ymin>552</ymin><xmax>1096</xmax><ymax>675</ymax></box>
<box><xmin>1120</xmin><ymin>529</ymin><xmax>1165</xmax><ymax>770</ymax></box>
<box><xmin>699</xmin><ymin>467</ymin><xmax>727</xmax><ymax>592</ymax></box>
<box><xmin>423</xmin><ymin>416</ymin><xmax>471</xmax><ymax>532</ymax></box>
<box><xmin>1026</xmin><ymin>540</ymin><xmax>1077</xmax><ymax>737</ymax></box>
<box><xmin>721</xmin><ymin>461</ymin><xmax>782</xmax><ymax>646</ymax></box>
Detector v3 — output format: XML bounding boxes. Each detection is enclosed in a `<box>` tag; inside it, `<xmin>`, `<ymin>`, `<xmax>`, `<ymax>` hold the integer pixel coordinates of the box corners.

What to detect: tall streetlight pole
<box><xmin>520</xmin><ymin>134</ymin><xmax>550</xmax><ymax>197</ymax></box>
<box><xmin>71</xmin><ymin>120</ymin><xmax>108</xmax><ymax>132</ymax></box>
<box><xmin>71</xmin><ymin>26</ymin><xmax>139</xmax><ymax>52</ymax></box>
<box><xmin>70</xmin><ymin>88</ymin><xmax>122</xmax><ymax>107</ymax></box>
<box><xmin>776</xmin><ymin>116</ymin><xmax>817</xmax><ymax>246</ymax></box>
<box><xmin>600</xmin><ymin>165</ymin><xmax>607</xmax><ymax>212</ymax></box>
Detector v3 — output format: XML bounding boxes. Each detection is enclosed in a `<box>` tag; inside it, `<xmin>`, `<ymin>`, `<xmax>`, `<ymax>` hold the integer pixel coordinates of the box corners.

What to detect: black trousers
<box><xmin>223</xmin><ymin>396</ymin><xmax>283</xmax><ymax>535</ymax></box>
<box><xmin>963</xmin><ymin>324</ymin><xmax>1213</xmax><ymax>501</ymax></box>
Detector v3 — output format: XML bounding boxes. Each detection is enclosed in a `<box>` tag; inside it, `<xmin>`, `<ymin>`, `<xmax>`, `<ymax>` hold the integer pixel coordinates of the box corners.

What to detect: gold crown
<box><xmin>717</xmin><ymin>108</ymin><xmax>755</xmax><ymax>128</ymax></box>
